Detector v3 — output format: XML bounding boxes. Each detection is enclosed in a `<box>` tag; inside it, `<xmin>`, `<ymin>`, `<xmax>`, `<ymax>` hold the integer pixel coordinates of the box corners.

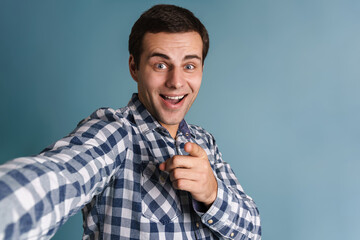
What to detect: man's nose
<box><xmin>165</xmin><ymin>67</ymin><xmax>184</xmax><ymax>89</ymax></box>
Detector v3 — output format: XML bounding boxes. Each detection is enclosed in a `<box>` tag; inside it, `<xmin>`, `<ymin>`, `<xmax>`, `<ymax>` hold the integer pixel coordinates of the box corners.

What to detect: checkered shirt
<box><xmin>0</xmin><ymin>93</ymin><xmax>261</xmax><ymax>239</ymax></box>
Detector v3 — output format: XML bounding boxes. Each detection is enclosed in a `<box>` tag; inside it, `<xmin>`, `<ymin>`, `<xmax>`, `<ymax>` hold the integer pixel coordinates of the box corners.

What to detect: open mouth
<box><xmin>160</xmin><ymin>94</ymin><xmax>187</xmax><ymax>105</ymax></box>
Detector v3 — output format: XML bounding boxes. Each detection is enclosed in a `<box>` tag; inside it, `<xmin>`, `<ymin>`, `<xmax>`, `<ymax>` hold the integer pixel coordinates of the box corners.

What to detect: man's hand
<box><xmin>159</xmin><ymin>142</ymin><xmax>218</xmax><ymax>208</ymax></box>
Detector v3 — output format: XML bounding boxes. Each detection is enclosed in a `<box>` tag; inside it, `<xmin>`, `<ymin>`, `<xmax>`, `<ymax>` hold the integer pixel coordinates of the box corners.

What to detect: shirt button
<box><xmin>230</xmin><ymin>232</ymin><xmax>235</xmax><ymax>237</ymax></box>
<box><xmin>196</xmin><ymin>222</ymin><xmax>200</xmax><ymax>228</ymax></box>
<box><xmin>207</xmin><ymin>219</ymin><xmax>213</xmax><ymax>224</ymax></box>
<box><xmin>159</xmin><ymin>176</ymin><xmax>165</xmax><ymax>183</ymax></box>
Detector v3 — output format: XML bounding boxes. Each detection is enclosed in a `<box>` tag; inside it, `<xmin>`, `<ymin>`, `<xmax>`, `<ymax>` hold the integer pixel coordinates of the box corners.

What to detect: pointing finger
<box><xmin>184</xmin><ymin>142</ymin><xmax>206</xmax><ymax>158</ymax></box>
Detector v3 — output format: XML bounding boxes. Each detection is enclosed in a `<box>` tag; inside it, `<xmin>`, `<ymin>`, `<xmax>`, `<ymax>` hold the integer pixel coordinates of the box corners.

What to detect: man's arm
<box><xmin>0</xmin><ymin>119</ymin><xmax>126</xmax><ymax>240</ymax></box>
<box><xmin>160</xmin><ymin>139</ymin><xmax>261</xmax><ymax>239</ymax></box>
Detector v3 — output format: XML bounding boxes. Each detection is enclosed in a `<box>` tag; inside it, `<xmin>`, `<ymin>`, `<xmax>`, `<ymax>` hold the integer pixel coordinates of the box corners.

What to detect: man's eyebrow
<box><xmin>148</xmin><ymin>52</ymin><xmax>170</xmax><ymax>60</ymax></box>
<box><xmin>148</xmin><ymin>53</ymin><xmax>202</xmax><ymax>62</ymax></box>
<box><xmin>184</xmin><ymin>54</ymin><xmax>202</xmax><ymax>61</ymax></box>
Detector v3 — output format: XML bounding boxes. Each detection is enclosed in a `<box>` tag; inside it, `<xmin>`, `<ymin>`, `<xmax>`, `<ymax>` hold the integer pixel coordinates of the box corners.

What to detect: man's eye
<box><xmin>155</xmin><ymin>63</ymin><xmax>167</xmax><ymax>70</ymax></box>
<box><xmin>184</xmin><ymin>64</ymin><xmax>195</xmax><ymax>70</ymax></box>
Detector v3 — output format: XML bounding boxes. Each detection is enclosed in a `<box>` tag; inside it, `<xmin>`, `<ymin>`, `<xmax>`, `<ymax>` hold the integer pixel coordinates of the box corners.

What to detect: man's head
<box><xmin>128</xmin><ymin>5</ymin><xmax>209</xmax><ymax>137</ymax></box>
<box><xmin>128</xmin><ymin>4</ymin><xmax>209</xmax><ymax>69</ymax></box>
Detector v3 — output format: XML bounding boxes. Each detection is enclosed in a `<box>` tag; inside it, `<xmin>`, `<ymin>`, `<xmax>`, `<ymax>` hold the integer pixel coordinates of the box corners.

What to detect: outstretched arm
<box><xmin>0</xmin><ymin>119</ymin><xmax>126</xmax><ymax>240</ymax></box>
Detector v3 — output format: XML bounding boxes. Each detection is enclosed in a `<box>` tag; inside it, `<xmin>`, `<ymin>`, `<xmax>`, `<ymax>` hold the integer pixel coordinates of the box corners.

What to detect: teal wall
<box><xmin>1</xmin><ymin>0</ymin><xmax>360</xmax><ymax>239</ymax></box>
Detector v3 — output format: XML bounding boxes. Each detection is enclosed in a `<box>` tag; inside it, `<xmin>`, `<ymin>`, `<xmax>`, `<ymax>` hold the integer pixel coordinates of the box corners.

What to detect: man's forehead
<box><xmin>142</xmin><ymin>32</ymin><xmax>203</xmax><ymax>59</ymax></box>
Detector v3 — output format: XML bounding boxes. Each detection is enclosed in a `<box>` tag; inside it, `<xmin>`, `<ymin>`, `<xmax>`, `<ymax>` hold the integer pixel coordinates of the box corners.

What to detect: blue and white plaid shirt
<box><xmin>0</xmin><ymin>94</ymin><xmax>261</xmax><ymax>239</ymax></box>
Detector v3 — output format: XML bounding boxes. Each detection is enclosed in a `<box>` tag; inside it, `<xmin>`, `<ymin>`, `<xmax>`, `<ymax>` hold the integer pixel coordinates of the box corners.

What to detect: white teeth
<box><xmin>164</xmin><ymin>95</ymin><xmax>184</xmax><ymax>100</ymax></box>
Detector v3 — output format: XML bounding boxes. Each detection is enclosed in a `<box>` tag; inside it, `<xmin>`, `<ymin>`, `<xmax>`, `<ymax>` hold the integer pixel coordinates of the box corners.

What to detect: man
<box><xmin>0</xmin><ymin>4</ymin><xmax>261</xmax><ymax>239</ymax></box>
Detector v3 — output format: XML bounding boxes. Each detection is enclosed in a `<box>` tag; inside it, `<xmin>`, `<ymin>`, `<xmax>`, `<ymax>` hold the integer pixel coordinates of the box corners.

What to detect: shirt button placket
<box><xmin>175</xmin><ymin>136</ymin><xmax>182</xmax><ymax>155</ymax></box>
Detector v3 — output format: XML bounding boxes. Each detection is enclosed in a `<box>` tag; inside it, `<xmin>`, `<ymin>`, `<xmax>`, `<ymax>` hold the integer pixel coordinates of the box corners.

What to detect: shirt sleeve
<box><xmin>195</xmin><ymin>134</ymin><xmax>261</xmax><ymax>240</ymax></box>
<box><xmin>0</xmin><ymin>119</ymin><xmax>127</xmax><ymax>240</ymax></box>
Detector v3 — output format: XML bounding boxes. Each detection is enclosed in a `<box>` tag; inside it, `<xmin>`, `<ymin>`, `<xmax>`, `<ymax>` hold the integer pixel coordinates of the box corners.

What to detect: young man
<box><xmin>0</xmin><ymin>4</ymin><xmax>261</xmax><ymax>239</ymax></box>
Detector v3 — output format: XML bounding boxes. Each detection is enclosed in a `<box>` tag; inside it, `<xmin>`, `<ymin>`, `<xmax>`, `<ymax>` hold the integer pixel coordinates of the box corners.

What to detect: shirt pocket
<box><xmin>141</xmin><ymin>161</ymin><xmax>182</xmax><ymax>224</ymax></box>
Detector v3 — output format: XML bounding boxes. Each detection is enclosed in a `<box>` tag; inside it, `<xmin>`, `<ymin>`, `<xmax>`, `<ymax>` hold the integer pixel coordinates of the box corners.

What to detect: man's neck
<box><xmin>159</xmin><ymin>122</ymin><xmax>179</xmax><ymax>139</ymax></box>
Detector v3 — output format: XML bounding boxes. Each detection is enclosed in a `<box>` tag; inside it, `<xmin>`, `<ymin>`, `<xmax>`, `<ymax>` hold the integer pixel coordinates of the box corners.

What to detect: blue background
<box><xmin>1</xmin><ymin>0</ymin><xmax>359</xmax><ymax>239</ymax></box>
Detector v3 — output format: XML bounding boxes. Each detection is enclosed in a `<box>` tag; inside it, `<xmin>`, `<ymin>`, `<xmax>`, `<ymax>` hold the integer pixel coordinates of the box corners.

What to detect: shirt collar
<box><xmin>178</xmin><ymin>118</ymin><xmax>193</xmax><ymax>140</ymax></box>
<box><xmin>127</xmin><ymin>93</ymin><xmax>194</xmax><ymax>139</ymax></box>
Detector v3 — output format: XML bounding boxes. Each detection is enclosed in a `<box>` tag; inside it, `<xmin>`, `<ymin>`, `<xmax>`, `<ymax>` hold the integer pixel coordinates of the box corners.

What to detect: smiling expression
<box><xmin>129</xmin><ymin>32</ymin><xmax>203</xmax><ymax>137</ymax></box>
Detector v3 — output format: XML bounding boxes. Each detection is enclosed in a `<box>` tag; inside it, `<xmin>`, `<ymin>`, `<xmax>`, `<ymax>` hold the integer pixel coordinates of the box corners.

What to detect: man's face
<box><xmin>129</xmin><ymin>32</ymin><xmax>203</xmax><ymax>130</ymax></box>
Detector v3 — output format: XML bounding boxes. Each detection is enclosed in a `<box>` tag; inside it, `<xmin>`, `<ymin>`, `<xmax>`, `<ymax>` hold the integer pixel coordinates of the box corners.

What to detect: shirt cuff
<box><xmin>192</xmin><ymin>199</ymin><xmax>207</xmax><ymax>215</ymax></box>
<box><xmin>196</xmin><ymin>178</ymin><xmax>245</xmax><ymax>239</ymax></box>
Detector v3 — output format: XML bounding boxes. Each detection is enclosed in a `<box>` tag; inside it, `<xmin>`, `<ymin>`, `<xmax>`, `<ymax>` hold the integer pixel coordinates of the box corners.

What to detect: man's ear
<box><xmin>129</xmin><ymin>55</ymin><xmax>138</xmax><ymax>82</ymax></box>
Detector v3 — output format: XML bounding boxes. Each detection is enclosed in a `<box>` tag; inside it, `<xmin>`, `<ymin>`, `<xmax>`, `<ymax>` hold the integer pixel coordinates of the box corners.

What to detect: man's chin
<box><xmin>158</xmin><ymin>119</ymin><xmax>182</xmax><ymax>126</ymax></box>
<box><xmin>157</xmin><ymin>115</ymin><xmax>185</xmax><ymax>127</ymax></box>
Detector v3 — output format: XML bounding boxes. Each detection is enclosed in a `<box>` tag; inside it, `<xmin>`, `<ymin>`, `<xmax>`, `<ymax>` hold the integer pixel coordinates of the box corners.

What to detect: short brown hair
<box><xmin>129</xmin><ymin>4</ymin><xmax>209</xmax><ymax>69</ymax></box>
